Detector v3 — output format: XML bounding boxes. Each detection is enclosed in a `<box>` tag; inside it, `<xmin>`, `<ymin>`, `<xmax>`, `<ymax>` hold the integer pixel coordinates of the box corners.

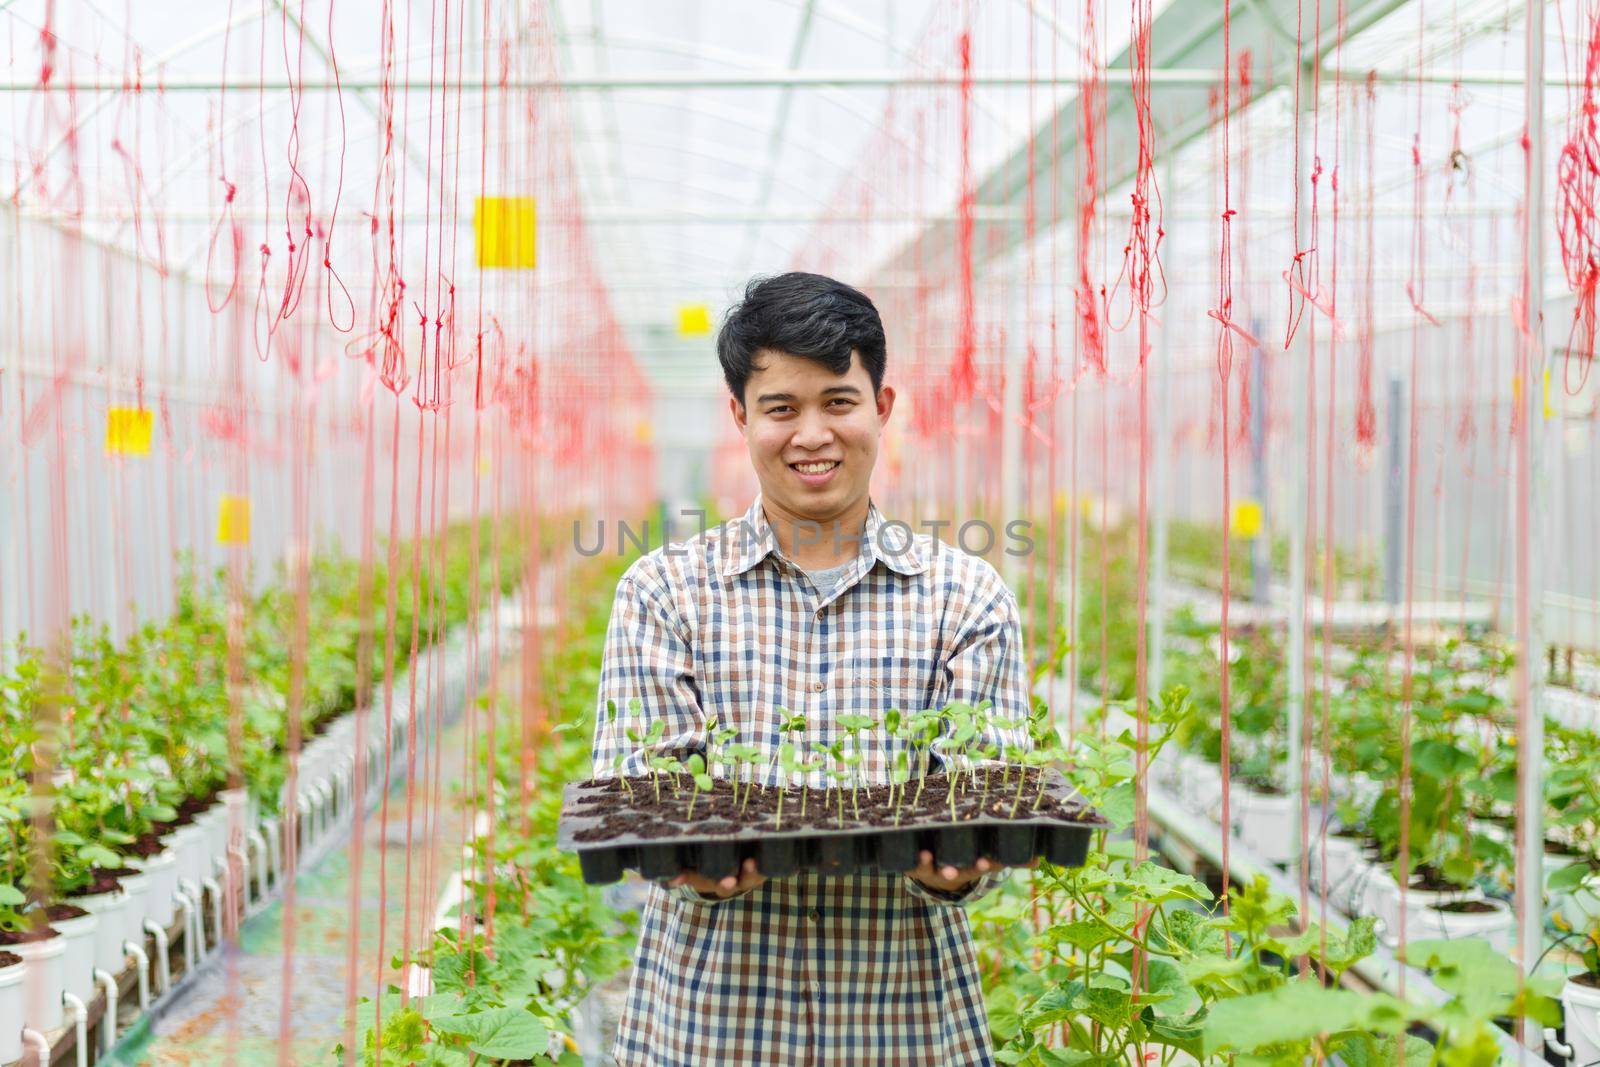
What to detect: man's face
<box><xmin>730</xmin><ymin>349</ymin><xmax>894</xmax><ymax>523</ymax></box>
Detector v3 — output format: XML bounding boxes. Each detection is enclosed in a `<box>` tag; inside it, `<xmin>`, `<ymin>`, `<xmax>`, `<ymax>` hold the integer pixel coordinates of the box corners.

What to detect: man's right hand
<box><xmin>667</xmin><ymin>857</ymin><xmax>766</xmax><ymax>899</ymax></box>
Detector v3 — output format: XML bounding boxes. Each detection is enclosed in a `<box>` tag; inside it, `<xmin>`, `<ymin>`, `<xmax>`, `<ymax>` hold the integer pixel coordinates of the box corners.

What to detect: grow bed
<box><xmin>558</xmin><ymin>766</ymin><xmax>1104</xmax><ymax>885</ymax></box>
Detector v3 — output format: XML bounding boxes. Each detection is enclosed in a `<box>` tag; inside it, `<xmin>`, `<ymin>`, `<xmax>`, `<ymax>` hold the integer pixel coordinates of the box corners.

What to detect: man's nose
<box><xmin>791</xmin><ymin>410</ymin><xmax>834</xmax><ymax>449</ymax></box>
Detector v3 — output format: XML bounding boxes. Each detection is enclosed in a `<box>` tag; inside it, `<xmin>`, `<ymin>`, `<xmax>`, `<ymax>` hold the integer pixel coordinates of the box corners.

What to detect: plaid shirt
<box><xmin>591</xmin><ymin>496</ymin><xmax>1031</xmax><ymax>1066</ymax></box>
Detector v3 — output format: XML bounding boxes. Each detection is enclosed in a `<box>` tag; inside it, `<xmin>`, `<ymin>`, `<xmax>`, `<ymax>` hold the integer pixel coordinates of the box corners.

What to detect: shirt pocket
<box><xmin>849</xmin><ymin>650</ymin><xmax>934</xmax><ymax>717</ymax></box>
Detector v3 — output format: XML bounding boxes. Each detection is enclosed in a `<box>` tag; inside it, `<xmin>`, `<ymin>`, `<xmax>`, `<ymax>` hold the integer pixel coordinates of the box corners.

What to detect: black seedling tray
<box><xmin>557</xmin><ymin>768</ymin><xmax>1105</xmax><ymax>886</ymax></box>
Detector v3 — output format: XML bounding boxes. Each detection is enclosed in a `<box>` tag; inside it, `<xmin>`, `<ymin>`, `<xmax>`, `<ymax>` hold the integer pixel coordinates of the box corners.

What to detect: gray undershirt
<box><xmin>799</xmin><ymin>560</ymin><xmax>855</xmax><ymax>599</ymax></box>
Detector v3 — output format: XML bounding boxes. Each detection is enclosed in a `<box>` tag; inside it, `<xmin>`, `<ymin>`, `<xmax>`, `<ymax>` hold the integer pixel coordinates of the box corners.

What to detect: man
<box><xmin>591</xmin><ymin>272</ymin><xmax>1031</xmax><ymax>1066</ymax></box>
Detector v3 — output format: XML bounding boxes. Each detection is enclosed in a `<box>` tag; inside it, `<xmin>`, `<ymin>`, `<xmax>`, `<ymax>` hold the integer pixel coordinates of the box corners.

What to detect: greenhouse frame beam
<box><xmin>0</xmin><ymin>67</ymin><xmax>1557</xmax><ymax>92</ymax></box>
<box><xmin>866</xmin><ymin>0</ymin><xmax>1414</xmax><ymax>281</ymax></box>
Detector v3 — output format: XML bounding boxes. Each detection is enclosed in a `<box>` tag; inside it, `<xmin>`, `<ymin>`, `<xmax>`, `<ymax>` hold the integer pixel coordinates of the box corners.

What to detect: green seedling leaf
<box><xmin>1549</xmin><ymin>860</ymin><xmax>1595</xmax><ymax>894</ymax></box>
<box><xmin>429</xmin><ymin>1007</ymin><xmax>550</xmax><ymax>1058</ymax></box>
<box><xmin>1123</xmin><ymin>860</ymin><xmax>1213</xmax><ymax>904</ymax></box>
<box><xmin>1201</xmin><ymin>980</ymin><xmax>1409</xmax><ymax>1054</ymax></box>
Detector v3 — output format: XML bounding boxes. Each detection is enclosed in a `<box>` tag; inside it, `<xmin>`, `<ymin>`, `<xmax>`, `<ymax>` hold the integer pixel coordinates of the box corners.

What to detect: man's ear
<box><xmin>729</xmin><ymin>393</ymin><xmax>748</xmax><ymax>433</ymax></box>
<box><xmin>875</xmin><ymin>383</ymin><xmax>896</xmax><ymax>426</ymax></box>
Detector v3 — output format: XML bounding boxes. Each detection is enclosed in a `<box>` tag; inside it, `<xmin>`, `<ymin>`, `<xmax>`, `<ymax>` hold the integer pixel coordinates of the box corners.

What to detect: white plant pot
<box><xmin>130</xmin><ymin>848</ymin><xmax>179</xmax><ymax>929</ymax></box>
<box><xmin>8</xmin><ymin>932</ymin><xmax>67</xmax><ymax>1033</ymax></box>
<box><xmin>1560</xmin><ymin>976</ymin><xmax>1600</xmax><ymax>1067</ymax></box>
<box><xmin>1311</xmin><ymin>834</ymin><xmax>1367</xmax><ymax>901</ymax></box>
<box><xmin>1412</xmin><ymin>898</ymin><xmax>1513</xmax><ymax>953</ymax></box>
<box><xmin>72</xmin><ymin>888</ymin><xmax>131</xmax><ymax>974</ymax></box>
<box><xmin>117</xmin><ymin>870</ymin><xmax>152</xmax><ymax>951</ymax></box>
<box><xmin>222</xmin><ymin>786</ymin><xmax>250</xmax><ymax>860</ymax></box>
<box><xmin>50</xmin><ymin>908</ymin><xmax>100</xmax><ymax>1008</ymax></box>
<box><xmin>170</xmin><ymin>822</ymin><xmax>210</xmax><ymax>889</ymax></box>
<box><xmin>200</xmin><ymin>801</ymin><xmax>229</xmax><ymax>863</ymax></box>
<box><xmin>1364</xmin><ymin>870</ymin><xmax>1483</xmax><ymax>937</ymax></box>
<box><xmin>1180</xmin><ymin>756</ymin><xmax>1223</xmax><ymax>814</ymax></box>
<box><xmin>1351</xmin><ymin>860</ymin><xmax>1396</xmax><ymax>924</ymax></box>
<box><xmin>0</xmin><ymin>957</ymin><xmax>25</xmax><ymax>1064</ymax></box>
<box><xmin>1228</xmin><ymin>785</ymin><xmax>1299</xmax><ymax>866</ymax></box>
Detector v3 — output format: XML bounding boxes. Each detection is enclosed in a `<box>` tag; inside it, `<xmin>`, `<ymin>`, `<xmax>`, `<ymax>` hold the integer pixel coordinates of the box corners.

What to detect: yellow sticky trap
<box><xmin>473</xmin><ymin>197</ymin><xmax>537</xmax><ymax>269</ymax></box>
<box><xmin>677</xmin><ymin>304</ymin><xmax>711</xmax><ymax>337</ymax></box>
<box><xmin>1544</xmin><ymin>369</ymin><xmax>1555</xmax><ymax>420</ymax></box>
<box><xmin>1231</xmin><ymin>499</ymin><xmax>1264</xmax><ymax>540</ymax></box>
<box><xmin>216</xmin><ymin>495</ymin><xmax>251</xmax><ymax>545</ymax></box>
<box><xmin>633</xmin><ymin>420</ymin><xmax>654</xmax><ymax>444</ymax></box>
<box><xmin>105</xmin><ymin>407</ymin><xmax>153</xmax><ymax>456</ymax></box>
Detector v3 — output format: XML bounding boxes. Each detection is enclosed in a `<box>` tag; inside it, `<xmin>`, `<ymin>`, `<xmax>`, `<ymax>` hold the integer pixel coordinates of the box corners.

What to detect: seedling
<box><xmin>835</xmin><ymin>713</ymin><xmax>876</xmax><ymax>807</ymax></box>
<box><xmin>685</xmin><ymin>754</ymin><xmax>712</xmax><ymax>820</ymax></box>
<box><xmin>647</xmin><ymin>755</ymin><xmax>683</xmax><ymax>803</ymax></box>
<box><xmin>723</xmin><ymin>742</ymin><xmax>763</xmax><ymax>812</ymax></box>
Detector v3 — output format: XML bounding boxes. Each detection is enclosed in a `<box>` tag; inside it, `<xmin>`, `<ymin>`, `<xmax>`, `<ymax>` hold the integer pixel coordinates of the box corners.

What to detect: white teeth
<box><xmin>793</xmin><ymin>461</ymin><xmax>838</xmax><ymax>474</ymax></box>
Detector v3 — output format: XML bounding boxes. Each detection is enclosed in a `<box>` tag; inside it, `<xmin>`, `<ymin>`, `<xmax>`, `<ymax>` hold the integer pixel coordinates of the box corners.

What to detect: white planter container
<box><xmin>50</xmin><ymin>908</ymin><xmax>100</xmax><ymax>1008</ymax></box>
<box><xmin>1412</xmin><ymin>898</ymin><xmax>1513</xmax><ymax>953</ymax></box>
<box><xmin>170</xmin><ymin>822</ymin><xmax>210</xmax><ymax>889</ymax></box>
<box><xmin>1365</xmin><ymin>870</ymin><xmax>1483</xmax><ymax>937</ymax></box>
<box><xmin>130</xmin><ymin>847</ymin><xmax>179</xmax><ymax>929</ymax></box>
<box><xmin>222</xmin><ymin>786</ymin><xmax>250</xmax><ymax>860</ymax></box>
<box><xmin>1311</xmin><ymin>833</ymin><xmax>1367</xmax><ymax>901</ymax></box>
<box><xmin>199</xmin><ymin>801</ymin><xmax>229</xmax><ymax>864</ymax></box>
<box><xmin>117</xmin><ymin>869</ymin><xmax>151</xmax><ymax>951</ymax></box>
<box><xmin>8</xmin><ymin>933</ymin><xmax>67</xmax><ymax>1032</ymax></box>
<box><xmin>1180</xmin><ymin>756</ymin><xmax>1223</xmax><ymax>814</ymax></box>
<box><xmin>73</xmin><ymin>888</ymin><xmax>131</xmax><ymax>974</ymax></box>
<box><xmin>0</xmin><ymin>956</ymin><xmax>25</xmax><ymax>1064</ymax></box>
<box><xmin>1560</xmin><ymin>976</ymin><xmax>1600</xmax><ymax>1067</ymax></box>
<box><xmin>1228</xmin><ymin>785</ymin><xmax>1299</xmax><ymax>866</ymax></box>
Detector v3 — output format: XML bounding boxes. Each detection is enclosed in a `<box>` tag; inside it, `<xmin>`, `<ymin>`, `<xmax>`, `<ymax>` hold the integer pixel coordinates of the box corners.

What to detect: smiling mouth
<box><xmin>789</xmin><ymin>460</ymin><xmax>840</xmax><ymax>476</ymax></box>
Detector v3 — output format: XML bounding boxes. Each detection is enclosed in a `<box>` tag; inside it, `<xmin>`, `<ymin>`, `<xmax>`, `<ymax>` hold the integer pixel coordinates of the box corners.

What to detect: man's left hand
<box><xmin>907</xmin><ymin>851</ymin><xmax>1002</xmax><ymax>894</ymax></box>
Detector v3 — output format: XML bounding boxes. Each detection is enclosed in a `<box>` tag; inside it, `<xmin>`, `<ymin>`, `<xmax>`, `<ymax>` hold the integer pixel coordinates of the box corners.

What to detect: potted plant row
<box><xmin>559</xmin><ymin>700</ymin><xmax>1106</xmax><ymax>885</ymax></box>
<box><xmin>0</xmin><ymin>518</ymin><xmax>529</xmax><ymax>1060</ymax></box>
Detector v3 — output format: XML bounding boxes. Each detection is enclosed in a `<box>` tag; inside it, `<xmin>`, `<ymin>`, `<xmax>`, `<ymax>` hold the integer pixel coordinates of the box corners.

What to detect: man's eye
<box><xmin>829</xmin><ymin>398</ymin><xmax>855</xmax><ymax>408</ymax></box>
<box><xmin>767</xmin><ymin>406</ymin><xmax>793</xmax><ymax>416</ymax></box>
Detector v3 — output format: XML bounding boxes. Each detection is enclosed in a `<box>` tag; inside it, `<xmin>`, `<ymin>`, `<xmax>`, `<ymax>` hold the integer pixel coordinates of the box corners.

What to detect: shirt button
<box><xmin>812</xmin><ymin>681</ymin><xmax>824</xmax><ymax>692</ymax></box>
<box><xmin>808</xmin><ymin>907</ymin><xmax>821</xmax><ymax>922</ymax></box>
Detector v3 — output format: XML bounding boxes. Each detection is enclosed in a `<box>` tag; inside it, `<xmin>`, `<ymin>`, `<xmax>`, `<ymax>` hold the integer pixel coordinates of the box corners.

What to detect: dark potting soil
<box><xmin>177</xmin><ymin>790</ymin><xmax>221</xmax><ymax>818</ymax></box>
<box><xmin>126</xmin><ymin>831</ymin><xmax>168</xmax><ymax>859</ymax></box>
<box><xmin>1410</xmin><ymin>866</ymin><xmax>1469</xmax><ymax>893</ymax></box>
<box><xmin>0</xmin><ymin>925</ymin><xmax>59</xmax><ymax>945</ymax></box>
<box><xmin>66</xmin><ymin>866</ymin><xmax>140</xmax><ymax>897</ymax></box>
<box><xmin>569</xmin><ymin>767</ymin><xmax>1091</xmax><ymax>844</ymax></box>
<box><xmin>154</xmin><ymin>788</ymin><xmax>224</xmax><ymax>832</ymax></box>
<box><xmin>0</xmin><ymin>950</ymin><xmax>21</xmax><ymax>968</ymax></box>
<box><xmin>44</xmin><ymin>903</ymin><xmax>89</xmax><ymax>921</ymax></box>
<box><xmin>1574</xmin><ymin>971</ymin><xmax>1600</xmax><ymax>991</ymax></box>
<box><xmin>1432</xmin><ymin>899</ymin><xmax>1498</xmax><ymax>914</ymax></box>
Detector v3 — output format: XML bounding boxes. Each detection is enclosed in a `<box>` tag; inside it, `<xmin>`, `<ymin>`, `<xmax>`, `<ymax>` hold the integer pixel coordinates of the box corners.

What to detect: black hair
<box><xmin>715</xmin><ymin>272</ymin><xmax>887</xmax><ymax>403</ymax></box>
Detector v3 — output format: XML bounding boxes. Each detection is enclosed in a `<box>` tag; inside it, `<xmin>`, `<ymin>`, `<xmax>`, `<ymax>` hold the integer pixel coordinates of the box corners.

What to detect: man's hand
<box><xmin>907</xmin><ymin>851</ymin><xmax>1038</xmax><ymax>896</ymax></box>
<box><xmin>907</xmin><ymin>850</ymin><xmax>996</xmax><ymax>895</ymax></box>
<box><xmin>667</xmin><ymin>857</ymin><xmax>766</xmax><ymax>899</ymax></box>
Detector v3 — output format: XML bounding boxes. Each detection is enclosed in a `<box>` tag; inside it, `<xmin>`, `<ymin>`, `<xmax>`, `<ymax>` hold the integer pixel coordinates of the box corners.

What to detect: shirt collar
<box><xmin>718</xmin><ymin>494</ymin><xmax>926</xmax><ymax>578</ymax></box>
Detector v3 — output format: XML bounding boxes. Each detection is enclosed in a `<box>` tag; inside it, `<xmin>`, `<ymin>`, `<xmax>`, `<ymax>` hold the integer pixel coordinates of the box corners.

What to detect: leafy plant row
<box><xmin>0</xmin><ymin>517</ymin><xmax>529</xmax><ymax>931</ymax></box>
